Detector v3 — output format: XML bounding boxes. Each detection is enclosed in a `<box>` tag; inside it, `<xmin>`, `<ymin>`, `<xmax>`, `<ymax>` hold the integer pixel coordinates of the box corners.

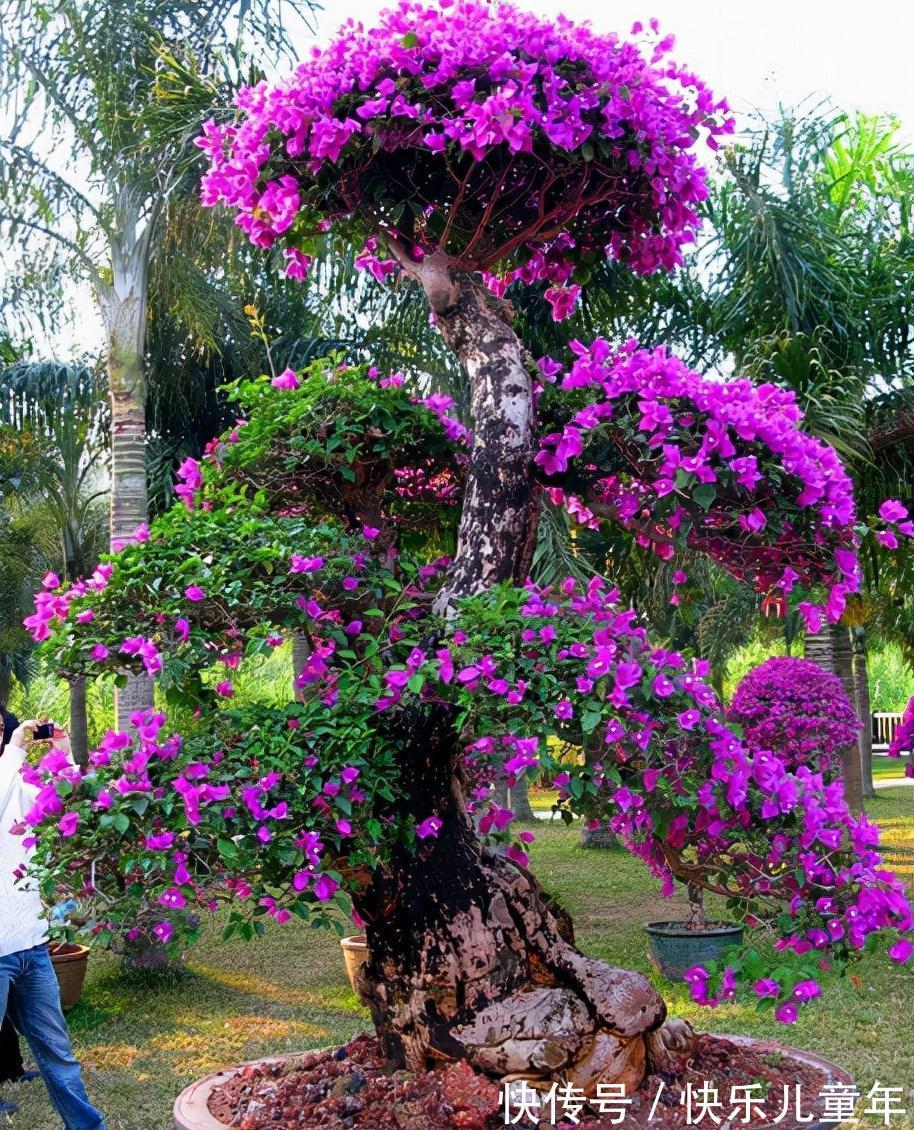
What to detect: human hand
<box><xmin>50</xmin><ymin>726</ymin><xmax>71</xmax><ymax>756</ymax></box>
<box><xmin>8</xmin><ymin>719</ymin><xmax>39</xmax><ymax>749</ymax></box>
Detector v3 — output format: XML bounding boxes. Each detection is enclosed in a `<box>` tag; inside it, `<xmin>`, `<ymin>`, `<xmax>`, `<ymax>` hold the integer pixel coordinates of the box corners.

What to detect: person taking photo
<box><xmin>0</xmin><ymin>718</ymin><xmax>106</xmax><ymax>1129</ymax></box>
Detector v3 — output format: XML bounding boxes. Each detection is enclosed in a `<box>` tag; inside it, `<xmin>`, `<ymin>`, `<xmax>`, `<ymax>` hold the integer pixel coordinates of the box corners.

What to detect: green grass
<box><xmin>6</xmin><ymin>789</ymin><xmax>913</xmax><ymax>1129</ymax></box>
<box><xmin>873</xmin><ymin>757</ymin><xmax>911</xmax><ymax>781</ymax></box>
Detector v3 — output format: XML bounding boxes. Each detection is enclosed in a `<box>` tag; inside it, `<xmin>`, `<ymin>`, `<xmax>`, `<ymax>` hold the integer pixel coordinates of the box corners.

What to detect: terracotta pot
<box><xmin>172</xmin><ymin>1039</ymin><xmax>852</xmax><ymax>1130</ymax></box>
<box><xmin>645</xmin><ymin>920</ymin><xmax>744</xmax><ymax>981</ymax></box>
<box><xmin>339</xmin><ymin>934</ymin><xmax>368</xmax><ymax>996</ymax></box>
<box><xmin>48</xmin><ymin>942</ymin><xmax>90</xmax><ymax>1011</ymax></box>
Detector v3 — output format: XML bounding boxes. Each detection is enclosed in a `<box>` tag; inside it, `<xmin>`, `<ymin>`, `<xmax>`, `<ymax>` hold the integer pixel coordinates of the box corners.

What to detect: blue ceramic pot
<box><xmin>645</xmin><ymin>920</ymin><xmax>744</xmax><ymax>981</ymax></box>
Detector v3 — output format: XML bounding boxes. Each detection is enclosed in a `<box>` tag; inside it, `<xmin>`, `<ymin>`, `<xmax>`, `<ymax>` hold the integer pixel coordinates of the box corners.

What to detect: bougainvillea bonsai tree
<box><xmin>24</xmin><ymin>0</ymin><xmax>914</xmax><ymax>1100</ymax></box>
<box><xmin>728</xmin><ymin>658</ymin><xmax>862</xmax><ymax>778</ymax></box>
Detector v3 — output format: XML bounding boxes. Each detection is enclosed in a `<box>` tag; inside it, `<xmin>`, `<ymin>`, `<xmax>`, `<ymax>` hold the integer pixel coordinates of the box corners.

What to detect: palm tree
<box><xmin>505</xmin><ymin>104</ymin><xmax>914</xmax><ymax>807</ymax></box>
<box><xmin>0</xmin><ymin>499</ymin><xmax>47</xmax><ymax>707</ymax></box>
<box><xmin>0</xmin><ymin>0</ymin><xmax>316</xmax><ymax>725</ymax></box>
<box><xmin>631</xmin><ymin>106</ymin><xmax>914</xmax><ymax>802</ymax></box>
<box><xmin>0</xmin><ymin>358</ymin><xmax>109</xmax><ymax>760</ymax></box>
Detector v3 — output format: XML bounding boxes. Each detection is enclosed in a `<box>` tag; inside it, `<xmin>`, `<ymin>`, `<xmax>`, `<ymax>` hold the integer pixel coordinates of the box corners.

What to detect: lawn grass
<box><xmin>874</xmin><ymin>757</ymin><xmax>911</xmax><ymax>781</ymax></box>
<box><xmin>4</xmin><ymin>788</ymin><xmax>912</xmax><ymax>1129</ymax></box>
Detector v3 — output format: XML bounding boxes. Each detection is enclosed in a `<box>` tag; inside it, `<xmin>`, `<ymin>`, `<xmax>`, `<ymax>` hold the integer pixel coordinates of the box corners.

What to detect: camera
<box><xmin>32</xmin><ymin>722</ymin><xmax>56</xmax><ymax>741</ymax></box>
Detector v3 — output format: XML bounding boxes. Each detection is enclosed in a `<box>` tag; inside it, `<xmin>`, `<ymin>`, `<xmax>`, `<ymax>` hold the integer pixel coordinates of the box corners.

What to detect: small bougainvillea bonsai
<box><xmin>728</xmin><ymin>657</ymin><xmax>861</xmax><ymax>778</ymax></box>
<box><xmin>23</xmin><ymin>0</ymin><xmax>914</xmax><ymax>1099</ymax></box>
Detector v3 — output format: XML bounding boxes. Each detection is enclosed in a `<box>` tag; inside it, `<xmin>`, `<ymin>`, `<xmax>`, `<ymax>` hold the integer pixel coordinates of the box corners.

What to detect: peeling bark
<box><xmin>352</xmin><ymin>256</ymin><xmax>690</xmax><ymax>1092</ymax></box>
<box><xmin>419</xmin><ymin>277</ymin><xmax>535</xmax><ymax>613</ymax></box>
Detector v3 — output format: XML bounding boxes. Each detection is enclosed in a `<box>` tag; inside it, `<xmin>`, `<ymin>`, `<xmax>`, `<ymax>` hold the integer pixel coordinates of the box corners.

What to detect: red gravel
<box><xmin>209</xmin><ymin>1033</ymin><xmax>836</xmax><ymax>1129</ymax></box>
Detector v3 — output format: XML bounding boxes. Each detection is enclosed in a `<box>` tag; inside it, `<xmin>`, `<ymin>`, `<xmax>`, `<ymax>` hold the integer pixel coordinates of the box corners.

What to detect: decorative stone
<box><xmin>568</xmin><ymin>1030</ymin><xmax>646</xmax><ymax>1098</ymax></box>
<box><xmin>453</xmin><ymin>986</ymin><xmax>592</xmax><ymax>1074</ymax></box>
<box><xmin>573</xmin><ymin>957</ymin><xmax>666</xmax><ymax>1038</ymax></box>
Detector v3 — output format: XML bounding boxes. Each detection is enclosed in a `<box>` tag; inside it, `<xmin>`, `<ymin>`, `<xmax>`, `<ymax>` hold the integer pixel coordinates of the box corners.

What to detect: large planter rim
<box><xmin>645</xmin><ymin>920</ymin><xmax>743</xmax><ymax>937</ymax></box>
<box><xmin>174</xmin><ymin>1055</ymin><xmax>299</xmax><ymax>1130</ymax></box>
<box><xmin>173</xmin><ymin>1037</ymin><xmax>852</xmax><ymax>1130</ymax></box>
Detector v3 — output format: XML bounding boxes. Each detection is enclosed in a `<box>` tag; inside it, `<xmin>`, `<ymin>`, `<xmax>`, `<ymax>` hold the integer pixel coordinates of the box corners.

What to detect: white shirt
<box><xmin>0</xmin><ymin>740</ymin><xmax>48</xmax><ymax>958</ymax></box>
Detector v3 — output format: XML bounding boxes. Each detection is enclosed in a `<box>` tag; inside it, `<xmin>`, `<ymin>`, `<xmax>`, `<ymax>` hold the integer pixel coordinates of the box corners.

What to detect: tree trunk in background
<box><xmin>492</xmin><ymin>771</ymin><xmax>509</xmax><ymax>812</ymax></box>
<box><xmin>851</xmin><ymin>628</ymin><xmax>875</xmax><ymax>799</ymax></box>
<box><xmin>580</xmin><ymin>735</ymin><xmax>616</xmax><ymax>848</ymax></box>
<box><xmin>509</xmin><ymin>773</ymin><xmax>536</xmax><ymax>822</ymax></box>
<box><xmin>355</xmin><ymin>269</ymin><xmax>690</xmax><ymax>1088</ymax></box>
<box><xmin>803</xmin><ymin>624</ymin><xmax>865</xmax><ymax>811</ymax></box>
<box><xmin>292</xmin><ymin>633</ymin><xmax>311</xmax><ymax>703</ymax></box>
<box><xmin>99</xmin><ymin>221</ymin><xmax>154</xmax><ymax>730</ymax></box>
<box><xmin>69</xmin><ymin>677</ymin><xmax>89</xmax><ymax>766</ymax></box>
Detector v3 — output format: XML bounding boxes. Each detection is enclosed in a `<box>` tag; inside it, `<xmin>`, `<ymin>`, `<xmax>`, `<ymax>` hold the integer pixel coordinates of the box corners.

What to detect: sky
<box><xmin>45</xmin><ymin>0</ymin><xmax>914</xmax><ymax>356</ymax></box>
<box><xmin>316</xmin><ymin>0</ymin><xmax>914</xmax><ymax>130</ymax></box>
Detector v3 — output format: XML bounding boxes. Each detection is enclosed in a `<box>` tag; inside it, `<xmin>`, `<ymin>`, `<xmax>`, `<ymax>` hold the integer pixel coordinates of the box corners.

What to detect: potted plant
<box><xmin>47</xmin><ymin>941</ymin><xmax>91</xmax><ymax>1011</ymax></box>
<box><xmin>646</xmin><ymin>882</ymin><xmax>743</xmax><ymax>981</ymax></box>
<box><xmin>27</xmin><ymin>3</ymin><xmax>914</xmax><ymax>1115</ymax></box>
<box><xmin>339</xmin><ymin>934</ymin><xmax>368</xmax><ymax>997</ymax></box>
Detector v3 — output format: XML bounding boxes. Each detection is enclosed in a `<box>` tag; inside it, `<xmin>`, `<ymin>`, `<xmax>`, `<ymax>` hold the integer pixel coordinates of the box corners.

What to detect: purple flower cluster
<box><xmin>23</xmin><ymin>707</ymin><xmax>367</xmax><ymax>934</ymax></box>
<box><xmin>24</xmin><ymin>561</ymin><xmax>116</xmax><ymax>641</ymax></box>
<box><xmin>535</xmin><ymin>339</ymin><xmax>860</xmax><ymax>628</ymax></box>
<box><xmin>875</xmin><ymin>499</ymin><xmax>914</xmax><ymax>550</ymax></box>
<box><xmin>198</xmin><ymin>1</ymin><xmax>732</xmax><ymax>317</ymax></box>
<box><xmin>728</xmin><ymin>658</ymin><xmax>861</xmax><ymax>776</ymax></box>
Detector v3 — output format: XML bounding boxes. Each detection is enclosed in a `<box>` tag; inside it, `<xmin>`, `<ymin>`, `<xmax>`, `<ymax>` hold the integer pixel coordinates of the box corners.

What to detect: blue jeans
<box><xmin>0</xmin><ymin>945</ymin><xmax>106</xmax><ymax>1129</ymax></box>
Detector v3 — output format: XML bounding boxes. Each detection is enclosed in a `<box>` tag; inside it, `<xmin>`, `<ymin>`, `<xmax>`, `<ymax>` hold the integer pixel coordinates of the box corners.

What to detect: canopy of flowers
<box><xmin>25</xmin><ymin>359</ymin><xmax>912</xmax><ymax>1020</ymax></box>
<box><xmin>534</xmin><ymin>339</ymin><xmax>861</xmax><ymax>631</ymax></box>
<box><xmin>197</xmin><ymin>0</ymin><xmax>732</xmax><ymax>319</ymax></box>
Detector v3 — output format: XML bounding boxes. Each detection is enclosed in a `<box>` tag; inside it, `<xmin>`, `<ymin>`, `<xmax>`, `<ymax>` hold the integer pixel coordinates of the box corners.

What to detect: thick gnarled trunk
<box><xmin>354</xmin><ymin>709</ymin><xmax>670</xmax><ymax>1091</ymax></box>
<box><xmin>355</xmin><ymin>266</ymin><xmax>689</xmax><ymax>1092</ymax></box>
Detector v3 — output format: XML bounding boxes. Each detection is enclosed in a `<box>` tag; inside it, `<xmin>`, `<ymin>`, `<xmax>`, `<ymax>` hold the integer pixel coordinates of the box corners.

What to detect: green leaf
<box><xmin>692</xmin><ymin>484</ymin><xmax>717</xmax><ymax>512</ymax></box>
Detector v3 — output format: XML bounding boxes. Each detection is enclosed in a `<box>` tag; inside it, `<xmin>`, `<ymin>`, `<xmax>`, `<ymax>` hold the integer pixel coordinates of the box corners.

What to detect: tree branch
<box><xmin>0</xmin><ymin>212</ymin><xmax>105</xmax><ymax>291</ymax></box>
<box><xmin>0</xmin><ymin>142</ymin><xmax>109</xmax><ymax>233</ymax></box>
<box><xmin>381</xmin><ymin>236</ymin><xmax>458</xmax><ymax>314</ymax></box>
